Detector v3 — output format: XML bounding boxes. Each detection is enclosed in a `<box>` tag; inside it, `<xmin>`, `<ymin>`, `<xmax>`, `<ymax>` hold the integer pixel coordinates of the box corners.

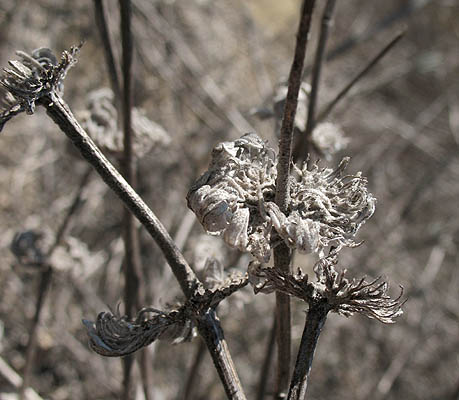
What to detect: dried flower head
<box><xmin>78</xmin><ymin>88</ymin><xmax>170</xmax><ymax>158</ymax></box>
<box><xmin>249</xmin><ymin>253</ymin><xmax>404</xmax><ymax>324</ymax></box>
<box><xmin>187</xmin><ymin>133</ymin><xmax>375</xmax><ymax>262</ymax></box>
<box><xmin>84</xmin><ymin>270</ymin><xmax>248</xmax><ymax>357</ymax></box>
<box><xmin>10</xmin><ymin>230</ymin><xmax>45</xmax><ymax>267</ymax></box>
<box><xmin>310</xmin><ymin>122</ymin><xmax>349</xmax><ymax>160</ymax></box>
<box><xmin>0</xmin><ymin>46</ymin><xmax>80</xmax><ymax>131</ymax></box>
<box><xmin>83</xmin><ymin>307</ymin><xmax>192</xmax><ymax>356</ymax></box>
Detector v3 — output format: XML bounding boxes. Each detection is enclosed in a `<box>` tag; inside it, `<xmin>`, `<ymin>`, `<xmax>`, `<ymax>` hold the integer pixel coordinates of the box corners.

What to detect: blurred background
<box><xmin>0</xmin><ymin>0</ymin><xmax>458</xmax><ymax>399</ymax></box>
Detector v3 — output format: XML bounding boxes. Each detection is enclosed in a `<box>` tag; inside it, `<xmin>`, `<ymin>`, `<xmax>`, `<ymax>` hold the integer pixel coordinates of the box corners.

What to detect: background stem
<box><xmin>274</xmin><ymin>1</ymin><xmax>316</xmax><ymax>397</ymax></box>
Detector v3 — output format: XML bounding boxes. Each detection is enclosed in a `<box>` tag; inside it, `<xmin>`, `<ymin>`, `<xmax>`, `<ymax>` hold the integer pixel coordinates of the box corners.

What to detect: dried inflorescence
<box><xmin>248</xmin><ymin>252</ymin><xmax>404</xmax><ymax>324</ymax></box>
<box><xmin>187</xmin><ymin>133</ymin><xmax>375</xmax><ymax>262</ymax></box>
<box><xmin>0</xmin><ymin>46</ymin><xmax>80</xmax><ymax>131</ymax></box>
<box><xmin>78</xmin><ymin>88</ymin><xmax>170</xmax><ymax>158</ymax></box>
<box><xmin>10</xmin><ymin>230</ymin><xmax>46</xmax><ymax>267</ymax></box>
<box><xmin>84</xmin><ymin>270</ymin><xmax>248</xmax><ymax>356</ymax></box>
<box><xmin>310</xmin><ymin>122</ymin><xmax>349</xmax><ymax>160</ymax></box>
<box><xmin>83</xmin><ymin>307</ymin><xmax>191</xmax><ymax>356</ymax></box>
<box><xmin>313</xmin><ymin>253</ymin><xmax>404</xmax><ymax>323</ymax></box>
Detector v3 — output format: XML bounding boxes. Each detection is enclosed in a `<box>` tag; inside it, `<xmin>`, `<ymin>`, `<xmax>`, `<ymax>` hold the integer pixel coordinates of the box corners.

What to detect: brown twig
<box><xmin>93</xmin><ymin>0</ymin><xmax>122</xmax><ymax>101</ymax></box>
<box><xmin>19</xmin><ymin>265</ymin><xmax>53</xmax><ymax>400</ymax></box>
<box><xmin>119</xmin><ymin>1</ymin><xmax>143</xmax><ymax>398</ymax></box>
<box><xmin>316</xmin><ymin>31</ymin><xmax>404</xmax><ymax>123</ymax></box>
<box><xmin>287</xmin><ymin>303</ymin><xmax>329</xmax><ymax>400</ymax></box>
<box><xmin>180</xmin><ymin>339</ymin><xmax>207</xmax><ymax>400</ymax></box>
<box><xmin>39</xmin><ymin>92</ymin><xmax>246</xmax><ymax>399</ymax></box>
<box><xmin>294</xmin><ymin>0</ymin><xmax>337</xmax><ymax>162</ymax></box>
<box><xmin>256</xmin><ymin>315</ymin><xmax>277</xmax><ymax>400</ymax></box>
<box><xmin>274</xmin><ymin>1</ymin><xmax>316</xmax><ymax>397</ymax></box>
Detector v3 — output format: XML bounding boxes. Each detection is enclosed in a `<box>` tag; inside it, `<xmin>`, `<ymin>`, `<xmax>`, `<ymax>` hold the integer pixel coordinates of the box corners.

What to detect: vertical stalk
<box><xmin>119</xmin><ymin>1</ymin><xmax>148</xmax><ymax>399</ymax></box>
<box><xmin>274</xmin><ymin>1</ymin><xmax>316</xmax><ymax>397</ymax></box>
<box><xmin>287</xmin><ymin>304</ymin><xmax>328</xmax><ymax>400</ymax></box>
<box><xmin>93</xmin><ymin>0</ymin><xmax>122</xmax><ymax>101</ymax></box>
<box><xmin>19</xmin><ymin>168</ymin><xmax>91</xmax><ymax>399</ymax></box>
<box><xmin>18</xmin><ymin>266</ymin><xmax>53</xmax><ymax>400</ymax></box>
<box><xmin>180</xmin><ymin>339</ymin><xmax>206</xmax><ymax>400</ymax></box>
<box><xmin>294</xmin><ymin>0</ymin><xmax>337</xmax><ymax>162</ymax></box>
<box><xmin>256</xmin><ymin>315</ymin><xmax>277</xmax><ymax>400</ymax></box>
<box><xmin>40</xmin><ymin>93</ymin><xmax>246</xmax><ymax>399</ymax></box>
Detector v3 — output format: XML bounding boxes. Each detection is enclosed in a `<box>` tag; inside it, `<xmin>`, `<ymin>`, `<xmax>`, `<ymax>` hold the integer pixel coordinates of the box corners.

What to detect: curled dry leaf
<box><xmin>187</xmin><ymin>133</ymin><xmax>375</xmax><ymax>262</ymax></box>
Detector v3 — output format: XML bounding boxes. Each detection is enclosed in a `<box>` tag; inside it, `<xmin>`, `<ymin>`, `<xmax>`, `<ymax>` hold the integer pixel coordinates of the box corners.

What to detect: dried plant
<box><xmin>187</xmin><ymin>133</ymin><xmax>375</xmax><ymax>261</ymax></box>
<box><xmin>0</xmin><ymin>1</ymin><xmax>419</xmax><ymax>399</ymax></box>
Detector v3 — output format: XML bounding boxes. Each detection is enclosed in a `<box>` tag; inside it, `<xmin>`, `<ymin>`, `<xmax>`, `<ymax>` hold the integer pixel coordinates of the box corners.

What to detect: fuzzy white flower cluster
<box><xmin>187</xmin><ymin>133</ymin><xmax>375</xmax><ymax>262</ymax></box>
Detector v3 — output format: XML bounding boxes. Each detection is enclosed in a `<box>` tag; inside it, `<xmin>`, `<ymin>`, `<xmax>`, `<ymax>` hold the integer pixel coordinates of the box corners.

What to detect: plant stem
<box><xmin>19</xmin><ymin>266</ymin><xmax>53</xmax><ymax>400</ymax></box>
<box><xmin>41</xmin><ymin>93</ymin><xmax>199</xmax><ymax>298</ymax></box>
<box><xmin>180</xmin><ymin>339</ymin><xmax>206</xmax><ymax>400</ymax></box>
<box><xmin>287</xmin><ymin>303</ymin><xmax>328</xmax><ymax>400</ymax></box>
<box><xmin>19</xmin><ymin>167</ymin><xmax>91</xmax><ymax>399</ymax></box>
<box><xmin>39</xmin><ymin>93</ymin><xmax>246</xmax><ymax>399</ymax></box>
<box><xmin>197</xmin><ymin>309</ymin><xmax>247</xmax><ymax>400</ymax></box>
<box><xmin>93</xmin><ymin>0</ymin><xmax>122</xmax><ymax>101</ymax></box>
<box><xmin>119</xmin><ymin>1</ymin><xmax>145</xmax><ymax>398</ymax></box>
<box><xmin>256</xmin><ymin>315</ymin><xmax>277</xmax><ymax>400</ymax></box>
<box><xmin>316</xmin><ymin>31</ymin><xmax>404</xmax><ymax>123</ymax></box>
<box><xmin>274</xmin><ymin>1</ymin><xmax>315</xmax><ymax>397</ymax></box>
<box><xmin>294</xmin><ymin>0</ymin><xmax>337</xmax><ymax>162</ymax></box>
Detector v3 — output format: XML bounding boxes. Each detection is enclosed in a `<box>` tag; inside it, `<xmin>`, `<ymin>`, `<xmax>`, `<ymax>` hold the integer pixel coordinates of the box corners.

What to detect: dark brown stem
<box><xmin>274</xmin><ymin>1</ymin><xmax>316</xmax><ymax>397</ymax></box>
<box><xmin>197</xmin><ymin>309</ymin><xmax>247</xmax><ymax>400</ymax></box>
<box><xmin>39</xmin><ymin>93</ymin><xmax>246</xmax><ymax>399</ymax></box>
<box><xmin>256</xmin><ymin>315</ymin><xmax>277</xmax><ymax>400</ymax></box>
<box><xmin>120</xmin><ymin>1</ymin><xmax>143</xmax><ymax>397</ymax></box>
<box><xmin>19</xmin><ymin>266</ymin><xmax>53</xmax><ymax>400</ymax></box>
<box><xmin>294</xmin><ymin>0</ymin><xmax>337</xmax><ymax>162</ymax></box>
<box><xmin>41</xmin><ymin>93</ymin><xmax>199</xmax><ymax>298</ymax></box>
<box><xmin>93</xmin><ymin>0</ymin><xmax>122</xmax><ymax>101</ymax></box>
<box><xmin>316</xmin><ymin>31</ymin><xmax>404</xmax><ymax>123</ymax></box>
<box><xmin>180</xmin><ymin>339</ymin><xmax>206</xmax><ymax>400</ymax></box>
<box><xmin>287</xmin><ymin>303</ymin><xmax>328</xmax><ymax>400</ymax></box>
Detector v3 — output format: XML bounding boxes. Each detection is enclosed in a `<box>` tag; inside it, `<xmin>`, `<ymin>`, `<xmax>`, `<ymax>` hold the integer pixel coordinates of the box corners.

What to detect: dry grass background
<box><xmin>0</xmin><ymin>0</ymin><xmax>458</xmax><ymax>399</ymax></box>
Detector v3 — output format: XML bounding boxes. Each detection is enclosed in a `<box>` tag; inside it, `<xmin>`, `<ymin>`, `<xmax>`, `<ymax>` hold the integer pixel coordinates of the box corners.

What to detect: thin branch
<box><xmin>180</xmin><ymin>339</ymin><xmax>207</xmax><ymax>400</ymax></box>
<box><xmin>19</xmin><ymin>167</ymin><xmax>92</xmax><ymax>399</ymax></box>
<box><xmin>19</xmin><ymin>266</ymin><xmax>53</xmax><ymax>400</ymax></box>
<box><xmin>93</xmin><ymin>0</ymin><xmax>122</xmax><ymax>101</ymax></box>
<box><xmin>256</xmin><ymin>315</ymin><xmax>277</xmax><ymax>400</ymax></box>
<box><xmin>38</xmin><ymin>92</ymin><xmax>246</xmax><ymax>399</ymax></box>
<box><xmin>119</xmin><ymin>1</ymin><xmax>143</xmax><ymax>398</ymax></box>
<box><xmin>274</xmin><ymin>2</ymin><xmax>316</xmax><ymax>398</ymax></box>
<box><xmin>197</xmin><ymin>309</ymin><xmax>247</xmax><ymax>400</ymax></box>
<box><xmin>316</xmin><ymin>31</ymin><xmax>404</xmax><ymax>123</ymax></box>
<box><xmin>46</xmin><ymin>166</ymin><xmax>93</xmax><ymax>257</ymax></box>
<box><xmin>287</xmin><ymin>303</ymin><xmax>328</xmax><ymax>400</ymax></box>
<box><xmin>40</xmin><ymin>93</ymin><xmax>200</xmax><ymax>297</ymax></box>
<box><xmin>294</xmin><ymin>0</ymin><xmax>337</xmax><ymax>162</ymax></box>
